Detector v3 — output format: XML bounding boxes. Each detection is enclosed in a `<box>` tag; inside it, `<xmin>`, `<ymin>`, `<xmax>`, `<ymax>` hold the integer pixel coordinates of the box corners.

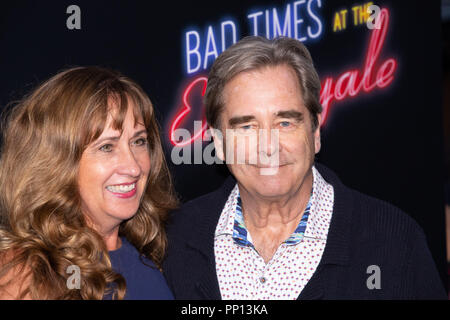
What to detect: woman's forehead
<box><xmin>103</xmin><ymin>106</ymin><xmax>145</xmax><ymax>132</ymax></box>
<box><xmin>106</xmin><ymin>95</ymin><xmax>145</xmax><ymax>126</ymax></box>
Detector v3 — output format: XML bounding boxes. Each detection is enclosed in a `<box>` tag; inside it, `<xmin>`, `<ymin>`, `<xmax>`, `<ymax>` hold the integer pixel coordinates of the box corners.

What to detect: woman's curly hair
<box><xmin>0</xmin><ymin>66</ymin><xmax>178</xmax><ymax>299</ymax></box>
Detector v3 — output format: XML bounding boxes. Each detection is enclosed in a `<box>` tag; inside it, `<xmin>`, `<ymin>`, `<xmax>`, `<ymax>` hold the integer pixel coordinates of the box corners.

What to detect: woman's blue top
<box><xmin>108</xmin><ymin>237</ymin><xmax>174</xmax><ymax>300</ymax></box>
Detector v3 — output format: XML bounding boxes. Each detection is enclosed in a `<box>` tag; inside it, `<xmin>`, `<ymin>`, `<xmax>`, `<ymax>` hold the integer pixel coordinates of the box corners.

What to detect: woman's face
<box><xmin>78</xmin><ymin>102</ymin><xmax>150</xmax><ymax>234</ymax></box>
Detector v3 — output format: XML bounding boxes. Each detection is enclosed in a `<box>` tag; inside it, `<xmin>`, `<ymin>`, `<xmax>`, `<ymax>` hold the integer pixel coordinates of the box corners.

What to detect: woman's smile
<box><xmin>106</xmin><ymin>181</ymin><xmax>138</xmax><ymax>198</ymax></box>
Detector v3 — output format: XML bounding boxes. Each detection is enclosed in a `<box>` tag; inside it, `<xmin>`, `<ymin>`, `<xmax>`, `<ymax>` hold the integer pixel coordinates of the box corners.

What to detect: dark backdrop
<box><xmin>0</xmin><ymin>0</ymin><xmax>446</xmax><ymax>290</ymax></box>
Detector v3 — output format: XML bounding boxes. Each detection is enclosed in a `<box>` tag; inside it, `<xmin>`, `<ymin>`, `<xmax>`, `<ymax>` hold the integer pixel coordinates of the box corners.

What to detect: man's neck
<box><xmin>239</xmin><ymin>170</ymin><xmax>313</xmax><ymax>227</ymax></box>
<box><xmin>238</xmin><ymin>170</ymin><xmax>314</xmax><ymax>263</ymax></box>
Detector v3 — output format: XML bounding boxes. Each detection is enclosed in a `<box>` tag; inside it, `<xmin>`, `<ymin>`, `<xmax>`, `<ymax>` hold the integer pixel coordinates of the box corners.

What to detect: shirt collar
<box><xmin>303</xmin><ymin>166</ymin><xmax>334</xmax><ymax>241</ymax></box>
<box><xmin>214</xmin><ymin>166</ymin><xmax>333</xmax><ymax>246</ymax></box>
<box><xmin>231</xmin><ymin>191</ymin><xmax>313</xmax><ymax>247</ymax></box>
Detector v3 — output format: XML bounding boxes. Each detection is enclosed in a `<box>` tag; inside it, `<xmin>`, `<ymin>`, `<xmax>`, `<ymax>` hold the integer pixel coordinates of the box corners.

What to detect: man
<box><xmin>163</xmin><ymin>36</ymin><xmax>447</xmax><ymax>299</ymax></box>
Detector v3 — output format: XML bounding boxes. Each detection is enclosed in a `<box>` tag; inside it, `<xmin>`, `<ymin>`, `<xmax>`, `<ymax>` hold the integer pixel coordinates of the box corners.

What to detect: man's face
<box><xmin>213</xmin><ymin>64</ymin><xmax>321</xmax><ymax>199</ymax></box>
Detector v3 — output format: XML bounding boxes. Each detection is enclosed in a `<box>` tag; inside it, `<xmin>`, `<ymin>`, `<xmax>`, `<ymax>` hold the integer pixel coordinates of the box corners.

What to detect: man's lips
<box><xmin>251</xmin><ymin>162</ymin><xmax>289</xmax><ymax>168</ymax></box>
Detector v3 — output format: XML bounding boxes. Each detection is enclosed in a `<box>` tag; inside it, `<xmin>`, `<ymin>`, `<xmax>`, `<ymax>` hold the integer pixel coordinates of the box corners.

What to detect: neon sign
<box><xmin>184</xmin><ymin>0</ymin><xmax>324</xmax><ymax>75</ymax></box>
<box><xmin>320</xmin><ymin>8</ymin><xmax>396</xmax><ymax>123</ymax></box>
<box><xmin>170</xmin><ymin>77</ymin><xmax>208</xmax><ymax>147</ymax></box>
<box><xmin>170</xmin><ymin>7</ymin><xmax>397</xmax><ymax>147</ymax></box>
<box><xmin>247</xmin><ymin>0</ymin><xmax>323</xmax><ymax>42</ymax></box>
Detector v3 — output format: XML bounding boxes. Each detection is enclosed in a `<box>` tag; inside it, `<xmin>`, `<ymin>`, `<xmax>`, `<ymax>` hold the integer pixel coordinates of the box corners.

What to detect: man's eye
<box><xmin>237</xmin><ymin>124</ymin><xmax>256</xmax><ymax>131</ymax></box>
<box><xmin>235</xmin><ymin>125</ymin><xmax>256</xmax><ymax>135</ymax></box>
<box><xmin>280</xmin><ymin>121</ymin><xmax>291</xmax><ymax>127</ymax></box>
<box><xmin>99</xmin><ymin>144</ymin><xmax>113</xmax><ymax>152</ymax></box>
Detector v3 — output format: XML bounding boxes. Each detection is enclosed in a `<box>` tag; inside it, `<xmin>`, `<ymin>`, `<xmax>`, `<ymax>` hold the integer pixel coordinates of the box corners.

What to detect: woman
<box><xmin>0</xmin><ymin>66</ymin><xmax>178</xmax><ymax>299</ymax></box>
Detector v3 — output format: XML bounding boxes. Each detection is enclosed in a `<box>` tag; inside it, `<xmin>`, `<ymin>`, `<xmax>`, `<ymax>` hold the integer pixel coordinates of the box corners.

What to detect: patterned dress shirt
<box><xmin>214</xmin><ymin>166</ymin><xmax>334</xmax><ymax>300</ymax></box>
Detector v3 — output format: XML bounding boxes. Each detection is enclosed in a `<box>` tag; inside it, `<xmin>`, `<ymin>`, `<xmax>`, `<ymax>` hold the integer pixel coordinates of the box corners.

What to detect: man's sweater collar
<box><xmin>186</xmin><ymin>163</ymin><xmax>353</xmax><ymax>268</ymax></box>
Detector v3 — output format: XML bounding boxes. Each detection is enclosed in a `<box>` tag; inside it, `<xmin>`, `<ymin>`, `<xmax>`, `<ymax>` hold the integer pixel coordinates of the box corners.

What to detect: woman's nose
<box><xmin>117</xmin><ymin>147</ymin><xmax>141</xmax><ymax>177</ymax></box>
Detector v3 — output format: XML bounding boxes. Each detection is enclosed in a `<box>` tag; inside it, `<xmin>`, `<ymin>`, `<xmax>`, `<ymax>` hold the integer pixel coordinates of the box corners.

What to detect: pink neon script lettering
<box><xmin>320</xmin><ymin>8</ymin><xmax>397</xmax><ymax>123</ymax></box>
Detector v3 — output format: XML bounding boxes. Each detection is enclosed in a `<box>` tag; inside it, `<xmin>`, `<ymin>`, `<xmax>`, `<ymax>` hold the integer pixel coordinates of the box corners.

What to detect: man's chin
<box><xmin>257</xmin><ymin>166</ymin><xmax>280</xmax><ymax>176</ymax></box>
<box><xmin>249</xmin><ymin>178</ymin><xmax>291</xmax><ymax>197</ymax></box>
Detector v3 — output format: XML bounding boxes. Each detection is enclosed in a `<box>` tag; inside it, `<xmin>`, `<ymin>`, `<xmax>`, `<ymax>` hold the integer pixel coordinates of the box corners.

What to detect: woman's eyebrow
<box><xmin>91</xmin><ymin>135</ymin><xmax>120</xmax><ymax>148</ymax></box>
<box><xmin>91</xmin><ymin>130</ymin><xmax>147</xmax><ymax>147</ymax></box>
<box><xmin>132</xmin><ymin>129</ymin><xmax>147</xmax><ymax>138</ymax></box>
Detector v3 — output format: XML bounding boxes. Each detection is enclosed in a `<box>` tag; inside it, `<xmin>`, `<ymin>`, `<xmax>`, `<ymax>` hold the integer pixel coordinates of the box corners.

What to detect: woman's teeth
<box><xmin>106</xmin><ymin>183</ymin><xmax>136</xmax><ymax>193</ymax></box>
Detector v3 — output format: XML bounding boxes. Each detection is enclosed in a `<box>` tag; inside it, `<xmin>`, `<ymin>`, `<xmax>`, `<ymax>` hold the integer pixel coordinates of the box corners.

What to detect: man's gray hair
<box><xmin>204</xmin><ymin>36</ymin><xmax>322</xmax><ymax>130</ymax></box>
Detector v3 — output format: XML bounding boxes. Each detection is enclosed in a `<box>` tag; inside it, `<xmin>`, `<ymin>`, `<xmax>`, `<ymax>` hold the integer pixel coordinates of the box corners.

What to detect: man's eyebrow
<box><xmin>275</xmin><ymin>110</ymin><xmax>304</xmax><ymax>121</ymax></box>
<box><xmin>228</xmin><ymin>115</ymin><xmax>256</xmax><ymax>127</ymax></box>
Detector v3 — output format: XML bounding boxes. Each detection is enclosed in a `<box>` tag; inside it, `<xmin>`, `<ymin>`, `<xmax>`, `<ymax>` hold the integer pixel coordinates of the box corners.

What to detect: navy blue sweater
<box><xmin>163</xmin><ymin>164</ymin><xmax>447</xmax><ymax>299</ymax></box>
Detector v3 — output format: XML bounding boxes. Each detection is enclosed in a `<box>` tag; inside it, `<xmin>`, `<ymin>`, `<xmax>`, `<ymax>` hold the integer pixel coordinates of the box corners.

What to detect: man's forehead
<box><xmin>222</xmin><ymin>67</ymin><xmax>302</xmax><ymax>100</ymax></box>
<box><xmin>227</xmin><ymin>109</ymin><xmax>305</xmax><ymax>121</ymax></box>
<box><xmin>224</xmin><ymin>64</ymin><xmax>299</xmax><ymax>88</ymax></box>
<box><xmin>218</xmin><ymin>65</ymin><xmax>306</xmax><ymax>127</ymax></box>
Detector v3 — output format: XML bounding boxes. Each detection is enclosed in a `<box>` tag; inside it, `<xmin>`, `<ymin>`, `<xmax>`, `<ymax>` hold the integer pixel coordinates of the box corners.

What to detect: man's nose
<box><xmin>258</xmin><ymin>128</ymin><xmax>279</xmax><ymax>157</ymax></box>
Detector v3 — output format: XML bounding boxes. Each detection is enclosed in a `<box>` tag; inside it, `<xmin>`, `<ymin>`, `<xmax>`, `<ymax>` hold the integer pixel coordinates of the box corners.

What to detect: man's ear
<box><xmin>210</xmin><ymin>127</ymin><xmax>225</xmax><ymax>161</ymax></box>
<box><xmin>314</xmin><ymin>114</ymin><xmax>321</xmax><ymax>154</ymax></box>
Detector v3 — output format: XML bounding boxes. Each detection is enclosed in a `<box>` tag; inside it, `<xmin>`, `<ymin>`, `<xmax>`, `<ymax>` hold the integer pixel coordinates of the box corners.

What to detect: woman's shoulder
<box><xmin>109</xmin><ymin>237</ymin><xmax>159</xmax><ymax>271</ymax></box>
<box><xmin>109</xmin><ymin>238</ymin><xmax>173</xmax><ymax>299</ymax></box>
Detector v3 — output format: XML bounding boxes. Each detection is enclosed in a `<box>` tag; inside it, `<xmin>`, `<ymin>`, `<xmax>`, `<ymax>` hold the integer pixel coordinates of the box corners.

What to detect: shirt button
<box><xmin>259</xmin><ymin>277</ymin><xmax>267</xmax><ymax>284</ymax></box>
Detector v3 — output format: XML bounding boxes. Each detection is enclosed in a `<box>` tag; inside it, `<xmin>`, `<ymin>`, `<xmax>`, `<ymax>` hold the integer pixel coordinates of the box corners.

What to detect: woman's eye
<box><xmin>99</xmin><ymin>144</ymin><xmax>113</xmax><ymax>152</ymax></box>
<box><xmin>134</xmin><ymin>137</ymin><xmax>148</xmax><ymax>146</ymax></box>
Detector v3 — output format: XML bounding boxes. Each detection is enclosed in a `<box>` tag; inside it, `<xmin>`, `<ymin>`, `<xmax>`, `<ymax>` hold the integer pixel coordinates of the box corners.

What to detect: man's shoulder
<box><xmin>166</xmin><ymin>175</ymin><xmax>236</xmax><ymax>233</ymax></box>
<box><xmin>351</xmin><ymin>188</ymin><xmax>424</xmax><ymax>236</ymax></box>
<box><xmin>170</xmin><ymin>192</ymin><xmax>217</xmax><ymax>223</ymax></box>
<box><xmin>341</xmin><ymin>184</ymin><xmax>425</xmax><ymax>245</ymax></box>
<box><xmin>315</xmin><ymin>163</ymin><xmax>424</xmax><ymax>240</ymax></box>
